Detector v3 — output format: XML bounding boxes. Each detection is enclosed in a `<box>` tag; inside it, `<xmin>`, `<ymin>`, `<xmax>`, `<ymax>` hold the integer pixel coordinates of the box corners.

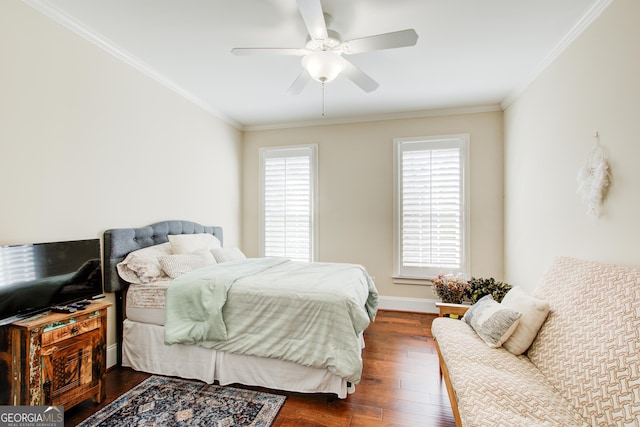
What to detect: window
<box><xmin>393</xmin><ymin>135</ymin><xmax>469</xmax><ymax>281</ymax></box>
<box><xmin>260</xmin><ymin>145</ymin><xmax>317</xmax><ymax>262</ymax></box>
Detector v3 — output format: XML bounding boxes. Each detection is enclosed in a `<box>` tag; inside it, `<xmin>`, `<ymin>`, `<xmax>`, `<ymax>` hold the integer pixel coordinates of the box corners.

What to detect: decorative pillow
<box><xmin>500</xmin><ymin>286</ymin><xmax>551</xmax><ymax>355</ymax></box>
<box><xmin>211</xmin><ymin>247</ymin><xmax>246</xmax><ymax>263</ymax></box>
<box><xmin>116</xmin><ymin>242</ymin><xmax>172</xmax><ymax>284</ymax></box>
<box><xmin>463</xmin><ymin>295</ymin><xmax>522</xmax><ymax>348</ymax></box>
<box><xmin>168</xmin><ymin>233</ymin><xmax>221</xmax><ymax>254</ymax></box>
<box><xmin>158</xmin><ymin>250</ymin><xmax>217</xmax><ymax>279</ymax></box>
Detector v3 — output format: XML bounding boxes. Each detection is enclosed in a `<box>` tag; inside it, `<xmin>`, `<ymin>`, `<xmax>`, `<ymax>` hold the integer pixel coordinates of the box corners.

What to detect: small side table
<box><xmin>435</xmin><ymin>302</ymin><xmax>471</xmax><ymax>319</ymax></box>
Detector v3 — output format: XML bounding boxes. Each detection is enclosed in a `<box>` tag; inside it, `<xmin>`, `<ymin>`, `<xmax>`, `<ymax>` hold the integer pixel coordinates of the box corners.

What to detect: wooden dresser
<box><xmin>0</xmin><ymin>300</ymin><xmax>111</xmax><ymax>410</ymax></box>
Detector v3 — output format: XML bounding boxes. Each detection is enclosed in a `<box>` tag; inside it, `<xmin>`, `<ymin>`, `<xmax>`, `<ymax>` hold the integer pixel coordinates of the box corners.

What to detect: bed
<box><xmin>103</xmin><ymin>220</ymin><xmax>378</xmax><ymax>398</ymax></box>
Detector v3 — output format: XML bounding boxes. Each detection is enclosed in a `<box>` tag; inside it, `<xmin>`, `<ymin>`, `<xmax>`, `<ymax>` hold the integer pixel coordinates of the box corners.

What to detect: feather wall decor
<box><xmin>577</xmin><ymin>132</ymin><xmax>611</xmax><ymax>219</ymax></box>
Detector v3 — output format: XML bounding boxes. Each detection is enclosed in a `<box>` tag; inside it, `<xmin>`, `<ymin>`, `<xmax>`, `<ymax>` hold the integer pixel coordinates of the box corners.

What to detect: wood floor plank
<box><xmin>64</xmin><ymin>310</ymin><xmax>456</xmax><ymax>426</ymax></box>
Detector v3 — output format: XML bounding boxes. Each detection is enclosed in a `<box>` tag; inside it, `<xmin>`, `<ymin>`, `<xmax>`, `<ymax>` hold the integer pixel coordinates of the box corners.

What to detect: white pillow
<box><xmin>211</xmin><ymin>247</ymin><xmax>246</xmax><ymax>263</ymax></box>
<box><xmin>116</xmin><ymin>242</ymin><xmax>172</xmax><ymax>284</ymax></box>
<box><xmin>463</xmin><ymin>295</ymin><xmax>522</xmax><ymax>348</ymax></box>
<box><xmin>168</xmin><ymin>233</ymin><xmax>221</xmax><ymax>254</ymax></box>
<box><xmin>158</xmin><ymin>250</ymin><xmax>217</xmax><ymax>279</ymax></box>
<box><xmin>501</xmin><ymin>287</ymin><xmax>551</xmax><ymax>355</ymax></box>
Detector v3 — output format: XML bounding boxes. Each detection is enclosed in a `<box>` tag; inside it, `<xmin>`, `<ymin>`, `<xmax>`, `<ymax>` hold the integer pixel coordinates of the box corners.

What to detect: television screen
<box><xmin>0</xmin><ymin>239</ymin><xmax>102</xmax><ymax>326</ymax></box>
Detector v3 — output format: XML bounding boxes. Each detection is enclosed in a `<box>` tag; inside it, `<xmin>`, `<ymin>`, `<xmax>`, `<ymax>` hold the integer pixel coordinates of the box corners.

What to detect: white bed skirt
<box><xmin>122</xmin><ymin>319</ymin><xmax>354</xmax><ymax>398</ymax></box>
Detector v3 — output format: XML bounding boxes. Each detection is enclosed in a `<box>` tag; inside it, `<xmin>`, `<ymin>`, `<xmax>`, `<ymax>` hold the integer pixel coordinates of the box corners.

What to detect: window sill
<box><xmin>392</xmin><ymin>276</ymin><xmax>435</xmax><ymax>285</ymax></box>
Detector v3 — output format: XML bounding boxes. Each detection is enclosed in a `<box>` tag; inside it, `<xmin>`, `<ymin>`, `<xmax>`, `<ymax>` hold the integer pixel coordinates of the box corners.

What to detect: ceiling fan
<box><xmin>231</xmin><ymin>0</ymin><xmax>419</xmax><ymax>95</ymax></box>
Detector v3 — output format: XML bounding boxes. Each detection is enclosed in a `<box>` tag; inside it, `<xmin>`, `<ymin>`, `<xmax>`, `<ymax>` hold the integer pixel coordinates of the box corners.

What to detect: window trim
<box><xmin>259</xmin><ymin>144</ymin><xmax>318</xmax><ymax>262</ymax></box>
<box><xmin>392</xmin><ymin>134</ymin><xmax>470</xmax><ymax>283</ymax></box>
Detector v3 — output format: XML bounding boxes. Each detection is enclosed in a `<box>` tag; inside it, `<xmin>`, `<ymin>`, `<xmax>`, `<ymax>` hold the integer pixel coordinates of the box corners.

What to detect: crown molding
<box><xmin>23</xmin><ymin>0</ymin><xmax>243</xmax><ymax>130</ymax></box>
<box><xmin>242</xmin><ymin>104</ymin><xmax>503</xmax><ymax>132</ymax></box>
<box><xmin>501</xmin><ymin>0</ymin><xmax>614</xmax><ymax>109</ymax></box>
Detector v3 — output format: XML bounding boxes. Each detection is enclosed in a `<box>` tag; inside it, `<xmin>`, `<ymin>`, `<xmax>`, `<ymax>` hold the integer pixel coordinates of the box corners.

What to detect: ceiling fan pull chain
<box><xmin>321</xmin><ymin>81</ymin><xmax>325</xmax><ymax>116</ymax></box>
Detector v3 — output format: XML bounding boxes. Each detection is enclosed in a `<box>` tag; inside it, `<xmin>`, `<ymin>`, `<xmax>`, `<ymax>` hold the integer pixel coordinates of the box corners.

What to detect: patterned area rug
<box><xmin>77</xmin><ymin>375</ymin><xmax>286</xmax><ymax>427</ymax></box>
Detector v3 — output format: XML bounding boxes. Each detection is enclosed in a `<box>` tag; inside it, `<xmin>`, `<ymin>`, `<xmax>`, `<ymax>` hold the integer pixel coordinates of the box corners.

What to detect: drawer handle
<box><xmin>71</xmin><ymin>326</ymin><xmax>79</xmax><ymax>335</ymax></box>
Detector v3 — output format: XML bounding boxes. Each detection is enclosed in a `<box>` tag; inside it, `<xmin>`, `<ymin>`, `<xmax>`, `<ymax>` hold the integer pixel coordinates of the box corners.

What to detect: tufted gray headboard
<box><xmin>103</xmin><ymin>220</ymin><xmax>223</xmax><ymax>293</ymax></box>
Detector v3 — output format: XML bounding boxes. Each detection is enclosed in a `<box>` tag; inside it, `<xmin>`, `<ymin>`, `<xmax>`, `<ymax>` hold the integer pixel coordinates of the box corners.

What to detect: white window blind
<box><xmin>394</xmin><ymin>135</ymin><xmax>469</xmax><ymax>279</ymax></box>
<box><xmin>260</xmin><ymin>145</ymin><xmax>317</xmax><ymax>262</ymax></box>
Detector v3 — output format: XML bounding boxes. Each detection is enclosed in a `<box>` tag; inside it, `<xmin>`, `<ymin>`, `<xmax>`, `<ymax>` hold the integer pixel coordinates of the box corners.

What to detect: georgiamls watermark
<box><xmin>0</xmin><ymin>406</ymin><xmax>63</xmax><ymax>427</ymax></box>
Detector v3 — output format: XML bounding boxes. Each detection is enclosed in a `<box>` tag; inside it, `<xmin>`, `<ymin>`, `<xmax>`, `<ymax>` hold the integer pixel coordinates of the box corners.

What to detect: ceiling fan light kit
<box><xmin>302</xmin><ymin>51</ymin><xmax>344</xmax><ymax>83</ymax></box>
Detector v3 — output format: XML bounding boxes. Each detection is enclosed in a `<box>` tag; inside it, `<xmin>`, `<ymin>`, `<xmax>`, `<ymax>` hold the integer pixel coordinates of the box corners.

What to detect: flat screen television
<box><xmin>0</xmin><ymin>239</ymin><xmax>103</xmax><ymax>326</ymax></box>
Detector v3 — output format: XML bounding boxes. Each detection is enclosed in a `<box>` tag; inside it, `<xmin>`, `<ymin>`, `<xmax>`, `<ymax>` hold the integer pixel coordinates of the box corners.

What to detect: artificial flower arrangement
<box><xmin>465</xmin><ymin>277</ymin><xmax>512</xmax><ymax>304</ymax></box>
<box><xmin>432</xmin><ymin>274</ymin><xmax>470</xmax><ymax>304</ymax></box>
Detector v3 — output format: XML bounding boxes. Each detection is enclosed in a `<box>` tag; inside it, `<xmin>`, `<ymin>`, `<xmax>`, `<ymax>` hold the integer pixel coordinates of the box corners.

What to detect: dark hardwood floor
<box><xmin>64</xmin><ymin>310</ymin><xmax>456</xmax><ymax>426</ymax></box>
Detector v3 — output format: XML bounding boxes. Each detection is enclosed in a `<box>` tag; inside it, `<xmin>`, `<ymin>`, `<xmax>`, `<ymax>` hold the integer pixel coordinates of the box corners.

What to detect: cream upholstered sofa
<box><xmin>432</xmin><ymin>257</ymin><xmax>640</xmax><ymax>427</ymax></box>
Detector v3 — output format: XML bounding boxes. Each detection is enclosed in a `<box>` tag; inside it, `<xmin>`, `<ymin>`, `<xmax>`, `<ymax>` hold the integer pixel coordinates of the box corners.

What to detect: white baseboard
<box><xmin>106</xmin><ymin>343</ymin><xmax>118</xmax><ymax>369</ymax></box>
<box><xmin>377</xmin><ymin>296</ymin><xmax>439</xmax><ymax>314</ymax></box>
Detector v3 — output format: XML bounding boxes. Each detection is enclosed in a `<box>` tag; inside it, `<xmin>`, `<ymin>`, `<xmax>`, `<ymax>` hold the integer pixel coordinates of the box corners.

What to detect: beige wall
<box><xmin>243</xmin><ymin>112</ymin><xmax>504</xmax><ymax>302</ymax></box>
<box><xmin>10</xmin><ymin>0</ymin><xmax>632</xmax><ymax>359</ymax></box>
<box><xmin>0</xmin><ymin>1</ymin><xmax>242</xmax><ymax>355</ymax></box>
<box><xmin>504</xmin><ymin>0</ymin><xmax>640</xmax><ymax>291</ymax></box>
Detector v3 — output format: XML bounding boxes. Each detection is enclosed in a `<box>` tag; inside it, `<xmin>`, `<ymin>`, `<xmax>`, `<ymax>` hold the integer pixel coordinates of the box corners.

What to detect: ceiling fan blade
<box><xmin>287</xmin><ymin>70</ymin><xmax>311</xmax><ymax>95</ymax></box>
<box><xmin>342</xmin><ymin>29</ymin><xmax>418</xmax><ymax>54</ymax></box>
<box><xmin>231</xmin><ymin>48</ymin><xmax>306</xmax><ymax>56</ymax></box>
<box><xmin>297</xmin><ymin>0</ymin><xmax>328</xmax><ymax>40</ymax></box>
<box><xmin>340</xmin><ymin>57</ymin><xmax>379</xmax><ymax>93</ymax></box>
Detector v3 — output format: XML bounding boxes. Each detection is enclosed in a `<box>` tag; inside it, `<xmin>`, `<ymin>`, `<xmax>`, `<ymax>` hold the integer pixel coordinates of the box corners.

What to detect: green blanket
<box><xmin>164</xmin><ymin>258</ymin><xmax>378</xmax><ymax>383</ymax></box>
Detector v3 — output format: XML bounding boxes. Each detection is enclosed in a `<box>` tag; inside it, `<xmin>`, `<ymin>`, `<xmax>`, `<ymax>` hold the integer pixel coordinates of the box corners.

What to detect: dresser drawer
<box><xmin>41</xmin><ymin>317</ymin><xmax>101</xmax><ymax>347</ymax></box>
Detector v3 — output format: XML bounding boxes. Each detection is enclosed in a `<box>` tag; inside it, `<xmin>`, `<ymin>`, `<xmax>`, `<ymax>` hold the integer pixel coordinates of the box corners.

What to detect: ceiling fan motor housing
<box><xmin>305</xmin><ymin>29</ymin><xmax>342</xmax><ymax>52</ymax></box>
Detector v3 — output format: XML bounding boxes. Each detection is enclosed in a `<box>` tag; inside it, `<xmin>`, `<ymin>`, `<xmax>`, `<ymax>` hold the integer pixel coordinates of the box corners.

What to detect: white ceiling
<box><xmin>26</xmin><ymin>0</ymin><xmax>608</xmax><ymax>130</ymax></box>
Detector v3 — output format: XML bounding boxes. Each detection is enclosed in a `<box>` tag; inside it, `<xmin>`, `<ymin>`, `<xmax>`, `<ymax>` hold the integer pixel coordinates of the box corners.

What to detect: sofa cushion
<box><xmin>462</xmin><ymin>294</ymin><xmax>521</xmax><ymax>347</ymax></box>
<box><xmin>528</xmin><ymin>257</ymin><xmax>640</xmax><ymax>426</ymax></box>
<box><xmin>500</xmin><ymin>287</ymin><xmax>550</xmax><ymax>355</ymax></box>
<box><xmin>432</xmin><ymin>317</ymin><xmax>587</xmax><ymax>427</ymax></box>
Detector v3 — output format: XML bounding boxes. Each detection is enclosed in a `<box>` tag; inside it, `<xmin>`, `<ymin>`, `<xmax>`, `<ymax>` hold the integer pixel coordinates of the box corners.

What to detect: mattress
<box><xmin>126</xmin><ymin>282</ymin><xmax>170</xmax><ymax>325</ymax></box>
<box><xmin>126</xmin><ymin>279</ymin><xmax>369</xmax><ymax>347</ymax></box>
